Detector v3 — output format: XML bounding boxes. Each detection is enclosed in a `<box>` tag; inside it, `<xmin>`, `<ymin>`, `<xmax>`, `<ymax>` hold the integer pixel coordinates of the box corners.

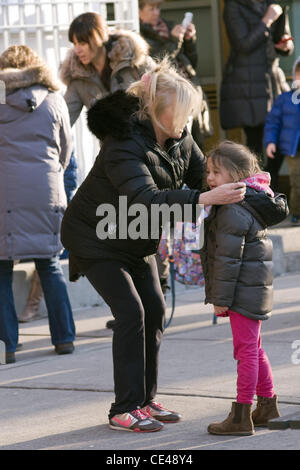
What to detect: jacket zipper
<box><xmin>153</xmin><ymin>143</ymin><xmax>181</xmax><ymax>188</ymax></box>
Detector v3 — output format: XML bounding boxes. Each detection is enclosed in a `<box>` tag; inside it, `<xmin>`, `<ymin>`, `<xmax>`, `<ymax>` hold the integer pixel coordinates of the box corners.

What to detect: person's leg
<box><xmin>18</xmin><ymin>269</ymin><xmax>43</xmax><ymax>323</ymax></box>
<box><xmin>244</xmin><ymin>125</ymin><xmax>265</xmax><ymax>164</ymax></box>
<box><xmin>0</xmin><ymin>260</ymin><xmax>18</xmax><ymax>353</ymax></box>
<box><xmin>286</xmin><ymin>155</ymin><xmax>300</xmax><ymax>219</ymax></box>
<box><xmin>34</xmin><ymin>257</ymin><xmax>75</xmax><ymax>347</ymax></box>
<box><xmin>229</xmin><ymin>311</ymin><xmax>261</xmax><ymax>404</ymax></box>
<box><xmin>134</xmin><ymin>258</ymin><xmax>182</xmax><ymax>422</ymax></box>
<box><xmin>133</xmin><ymin>256</ymin><xmax>166</xmax><ymax>405</ymax></box>
<box><xmin>83</xmin><ymin>259</ymin><xmax>148</xmax><ymax>418</ymax></box>
<box><xmin>251</xmin><ymin>333</ymin><xmax>279</xmax><ymax>426</ymax></box>
<box><xmin>207</xmin><ymin>310</ymin><xmax>257</xmax><ymax>436</ymax></box>
<box><xmin>265</xmin><ymin>151</ymin><xmax>285</xmax><ymax>192</ymax></box>
<box><xmin>256</xmin><ymin>335</ymin><xmax>274</xmax><ymax>398</ymax></box>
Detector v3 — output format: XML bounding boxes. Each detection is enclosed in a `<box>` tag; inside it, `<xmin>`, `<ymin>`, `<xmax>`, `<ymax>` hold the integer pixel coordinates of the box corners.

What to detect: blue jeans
<box><xmin>0</xmin><ymin>257</ymin><xmax>76</xmax><ymax>352</ymax></box>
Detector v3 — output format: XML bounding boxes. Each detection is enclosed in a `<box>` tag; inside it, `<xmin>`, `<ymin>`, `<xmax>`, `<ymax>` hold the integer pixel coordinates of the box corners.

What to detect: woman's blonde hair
<box><xmin>207</xmin><ymin>140</ymin><xmax>262</xmax><ymax>181</ymax></box>
<box><xmin>127</xmin><ymin>58</ymin><xmax>200</xmax><ymax>135</ymax></box>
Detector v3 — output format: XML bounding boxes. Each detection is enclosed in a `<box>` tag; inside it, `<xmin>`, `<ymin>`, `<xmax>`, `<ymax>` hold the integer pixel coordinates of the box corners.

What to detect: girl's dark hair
<box><xmin>207</xmin><ymin>140</ymin><xmax>262</xmax><ymax>182</ymax></box>
<box><xmin>68</xmin><ymin>12</ymin><xmax>108</xmax><ymax>46</ymax></box>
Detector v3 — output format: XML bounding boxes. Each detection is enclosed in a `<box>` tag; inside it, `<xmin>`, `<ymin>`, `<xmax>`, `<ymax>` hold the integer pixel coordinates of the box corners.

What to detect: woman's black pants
<box><xmin>83</xmin><ymin>256</ymin><xmax>166</xmax><ymax>419</ymax></box>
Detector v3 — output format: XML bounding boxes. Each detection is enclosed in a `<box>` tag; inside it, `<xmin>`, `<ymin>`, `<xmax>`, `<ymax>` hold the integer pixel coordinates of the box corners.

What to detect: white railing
<box><xmin>0</xmin><ymin>0</ymin><xmax>140</xmax><ymax>183</ymax></box>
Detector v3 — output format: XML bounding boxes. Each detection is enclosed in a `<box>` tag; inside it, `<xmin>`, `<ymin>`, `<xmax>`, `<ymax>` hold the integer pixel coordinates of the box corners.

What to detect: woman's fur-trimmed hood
<box><xmin>60</xmin><ymin>29</ymin><xmax>150</xmax><ymax>86</ymax></box>
<box><xmin>87</xmin><ymin>89</ymin><xmax>140</xmax><ymax>141</ymax></box>
<box><xmin>0</xmin><ymin>63</ymin><xmax>60</xmax><ymax>92</ymax></box>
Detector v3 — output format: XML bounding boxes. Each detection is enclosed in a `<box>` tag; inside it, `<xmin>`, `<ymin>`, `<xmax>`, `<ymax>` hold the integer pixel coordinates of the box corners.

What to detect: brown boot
<box><xmin>18</xmin><ymin>270</ymin><xmax>43</xmax><ymax>323</ymax></box>
<box><xmin>208</xmin><ymin>402</ymin><xmax>255</xmax><ymax>436</ymax></box>
<box><xmin>252</xmin><ymin>395</ymin><xmax>280</xmax><ymax>427</ymax></box>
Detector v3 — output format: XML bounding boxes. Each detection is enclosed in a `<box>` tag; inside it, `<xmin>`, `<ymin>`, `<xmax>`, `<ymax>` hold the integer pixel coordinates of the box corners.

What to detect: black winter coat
<box><xmin>220</xmin><ymin>0</ymin><xmax>293</xmax><ymax>129</ymax></box>
<box><xmin>61</xmin><ymin>91</ymin><xmax>206</xmax><ymax>281</ymax></box>
<box><xmin>200</xmin><ymin>187</ymin><xmax>288</xmax><ymax>320</ymax></box>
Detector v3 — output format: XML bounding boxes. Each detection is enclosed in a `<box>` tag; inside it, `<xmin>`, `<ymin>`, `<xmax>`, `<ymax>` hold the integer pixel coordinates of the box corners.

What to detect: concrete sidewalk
<box><xmin>1</xmin><ymin>273</ymin><xmax>300</xmax><ymax>450</ymax></box>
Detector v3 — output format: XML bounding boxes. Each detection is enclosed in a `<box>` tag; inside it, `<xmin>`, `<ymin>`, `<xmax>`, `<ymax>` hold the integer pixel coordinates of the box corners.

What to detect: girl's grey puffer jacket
<box><xmin>200</xmin><ymin>187</ymin><xmax>288</xmax><ymax>320</ymax></box>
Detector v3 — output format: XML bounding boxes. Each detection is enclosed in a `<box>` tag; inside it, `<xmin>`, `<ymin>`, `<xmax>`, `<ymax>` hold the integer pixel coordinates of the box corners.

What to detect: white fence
<box><xmin>0</xmin><ymin>0</ymin><xmax>140</xmax><ymax>182</ymax></box>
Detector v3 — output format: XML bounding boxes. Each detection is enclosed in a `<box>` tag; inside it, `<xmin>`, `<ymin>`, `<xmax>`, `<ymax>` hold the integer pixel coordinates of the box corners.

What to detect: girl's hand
<box><xmin>198</xmin><ymin>182</ymin><xmax>246</xmax><ymax>206</ymax></box>
<box><xmin>266</xmin><ymin>143</ymin><xmax>276</xmax><ymax>159</ymax></box>
<box><xmin>214</xmin><ymin>305</ymin><xmax>229</xmax><ymax>315</ymax></box>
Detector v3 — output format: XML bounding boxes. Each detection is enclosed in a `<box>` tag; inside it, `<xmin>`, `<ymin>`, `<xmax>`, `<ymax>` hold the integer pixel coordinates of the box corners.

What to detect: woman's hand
<box><xmin>184</xmin><ymin>23</ymin><xmax>196</xmax><ymax>40</ymax></box>
<box><xmin>262</xmin><ymin>4</ymin><xmax>283</xmax><ymax>28</ymax></box>
<box><xmin>198</xmin><ymin>182</ymin><xmax>246</xmax><ymax>206</ymax></box>
<box><xmin>275</xmin><ymin>34</ymin><xmax>294</xmax><ymax>52</ymax></box>
<box><xmin>171</xmin><ymin>24</ymin><xmax>185</xmax><ymax>40</ymax></box>
<box><xmin>266</xmin><ymin>143</ymin><xmax>276</xmax><ymax>159</ymax></box>
<box><xmin>214</xmin><ymin>305</ymin><xmax>229</xmax><ymax>315</ymax></box>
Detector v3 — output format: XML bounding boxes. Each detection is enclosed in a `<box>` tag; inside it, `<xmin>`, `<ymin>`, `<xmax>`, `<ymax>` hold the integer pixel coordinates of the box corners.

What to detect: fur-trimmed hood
<box><xmin>60</xmin><ymin>29</ymin><xmax>150</xmax><ymax>86</ymax></box>
<box><xmin>0</xmin><ymin>63</ymin><xmax>60</xmax><ymax>93</ymax></box>
<box><xmin>87</xmin><ymin>89</ymin><xmax>140</xmax><ymax>141</ymax></box>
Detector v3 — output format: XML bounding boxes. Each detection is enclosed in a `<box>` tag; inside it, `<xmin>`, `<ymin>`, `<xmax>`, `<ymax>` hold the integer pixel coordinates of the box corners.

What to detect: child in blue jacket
<box><xmin>264</xmin><ymin>57</ymin><xmax>300</xmax><ymax>225</ymax></box>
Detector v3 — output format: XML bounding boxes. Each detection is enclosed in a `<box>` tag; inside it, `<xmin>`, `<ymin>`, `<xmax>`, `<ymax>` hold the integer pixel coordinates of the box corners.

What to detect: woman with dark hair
<box><xmin>60</xmin><ymin>11</ymin><xmax>154</xmax><ymax>126</ymax></box>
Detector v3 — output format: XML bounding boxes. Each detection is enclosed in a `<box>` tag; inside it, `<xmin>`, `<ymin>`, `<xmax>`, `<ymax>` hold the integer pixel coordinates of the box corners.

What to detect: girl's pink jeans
<box><xmin>228</xmin><ymin>310</ymin><xmax>274</xmax><ymax>404</ymax></box>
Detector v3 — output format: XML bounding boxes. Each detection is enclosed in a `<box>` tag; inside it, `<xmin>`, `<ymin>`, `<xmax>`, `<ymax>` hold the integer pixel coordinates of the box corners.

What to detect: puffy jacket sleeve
<box><xmin>56</xmin><ymin>93</ymin><xmax>73</xmax><ymax>169</ymax></box>
<box><xmin>264</xmin><ymin>93</ymin><xmax>284</xmax><ymax>148</ymax></box>
<box><xmin>210</xmin><ymin>204</ymin><xmax>252</xmax><ymax>307</ymax></box>
<box><xmin>103</xmin><ymin>139</ymin><xmax>200</xmax><ymax>214</ymax></box>
<box><xmin>224</xmin><ymin>1</ymin><xmax>270</xmax><ymax>54</ymax></box>
<box><xmin>64</xmin><ymin>80</ymin><xmax>84</xmax><ymax>127</ymax></box>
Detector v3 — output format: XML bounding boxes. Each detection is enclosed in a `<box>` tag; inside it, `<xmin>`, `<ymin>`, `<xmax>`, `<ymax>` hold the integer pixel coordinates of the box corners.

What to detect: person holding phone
<box><xmin>138</xmin><ymin>0</ymin><xmax>213</xmax><ymax>150</ymax></box>
<box><xmin>220</xmin><ymin>1</ymin><xmax>294</xmax><ymax>162</ymax></box>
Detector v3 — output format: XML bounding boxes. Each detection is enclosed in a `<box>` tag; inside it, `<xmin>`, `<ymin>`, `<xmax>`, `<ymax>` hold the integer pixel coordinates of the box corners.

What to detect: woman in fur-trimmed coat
<box><xmin>0</xmin><ymin>45</ymin><xmax>75</xmax><ymax>362</ymax></box>
<box><xmin>60</xmin><ymin>11</ymin><xmax>155</xmax><ymax>126</ymax></box>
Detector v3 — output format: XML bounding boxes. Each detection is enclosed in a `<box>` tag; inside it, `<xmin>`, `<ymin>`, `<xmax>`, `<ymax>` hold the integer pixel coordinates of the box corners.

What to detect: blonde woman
<box><xmin>61</xmin><ymin>60</ymin><xmax>246</xmax><ymax>432</ymax></box>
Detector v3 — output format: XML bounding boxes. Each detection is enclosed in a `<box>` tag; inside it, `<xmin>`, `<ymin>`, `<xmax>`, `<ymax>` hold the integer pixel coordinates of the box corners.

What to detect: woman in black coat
<box><xmin>220</xmin><ymin>1</ymin><xmax>294</xmax><ymax>159</ymax></box>
<box><xmin>61</xmin><ymin>60</ymin><xmax>246</xmax><ymax>433</ymax></box>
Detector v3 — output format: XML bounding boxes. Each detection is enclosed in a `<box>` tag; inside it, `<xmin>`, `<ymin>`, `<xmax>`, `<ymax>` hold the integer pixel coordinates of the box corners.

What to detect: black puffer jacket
<box><xmin>61</xmin><ymin>91</ymin><xmax>206</xmax><ymax>280</ymax></box>
<box><xmin>220</xmin><ymin>0</ymin><xmax>293</xmax><ymax>129</ymax></box>
<box><xmin>200</xmin><ymin>187</ymin><xmax>288</xmax><ymax>320</ymax></box>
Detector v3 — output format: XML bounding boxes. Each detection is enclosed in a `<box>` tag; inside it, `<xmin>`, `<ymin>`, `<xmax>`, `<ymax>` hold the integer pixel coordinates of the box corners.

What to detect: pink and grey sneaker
<box><xmin>142</xmin><ymin>401</ymin><xmax>182</xmax><ymax>423</ymax></box>
<box><xmin>109</xmin><ymin>408</ymin><xmax>164</xmax><ymax>432</ymax></box>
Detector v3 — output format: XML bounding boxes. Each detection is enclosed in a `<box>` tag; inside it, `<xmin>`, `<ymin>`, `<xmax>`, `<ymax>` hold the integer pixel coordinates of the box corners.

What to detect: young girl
<box><xmin>200</xmin><ymin>140</ymin><xmax>289</xmax><ymax>436</ymax></box>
